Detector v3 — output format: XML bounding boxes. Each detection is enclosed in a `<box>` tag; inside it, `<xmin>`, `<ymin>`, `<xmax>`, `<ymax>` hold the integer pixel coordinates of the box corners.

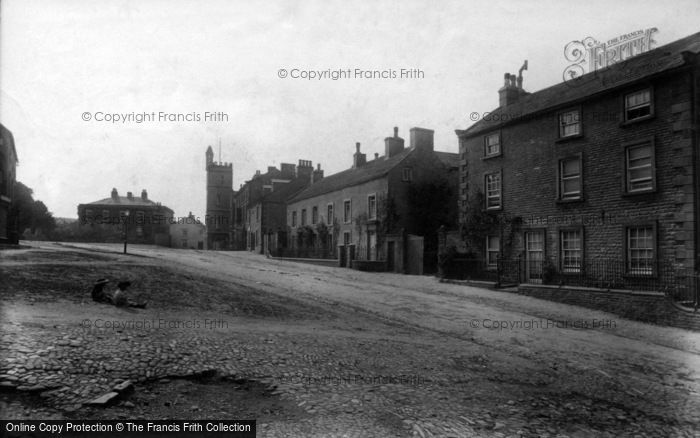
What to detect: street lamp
<box><xmin>123</xmin><ymin>210</ymin><xmax>130</xmax><ymax>254</ymax></box>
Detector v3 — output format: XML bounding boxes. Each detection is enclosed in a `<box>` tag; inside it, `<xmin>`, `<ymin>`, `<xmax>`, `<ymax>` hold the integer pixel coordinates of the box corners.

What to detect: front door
<box><xmin>368</xmin><ymin>231</ymin><xmax>377</xmax><ymax>261</ymax></box>
<box><xmin>525</xmin><ymin>231</ymin><xmax>544</xmax><ymax>283</ymax></box>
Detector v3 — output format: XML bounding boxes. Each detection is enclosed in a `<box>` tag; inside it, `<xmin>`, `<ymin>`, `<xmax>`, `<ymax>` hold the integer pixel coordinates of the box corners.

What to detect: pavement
<box><xmin>1</xmin><ymin>241</ymin><xmax>700</xmax><ymax>437</ymax></box>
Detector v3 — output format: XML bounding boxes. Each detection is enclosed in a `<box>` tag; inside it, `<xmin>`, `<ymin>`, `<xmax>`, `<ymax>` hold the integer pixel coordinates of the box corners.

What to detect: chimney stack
<box><xmin>384</xmin><ymin>126</ymin><xmax>405</xmax><ymax>158</ymax></box>
<box><xmin>409</xmin><ymin>127</ymin><xmax>434</xmax><ymax>154</ymax></box>
<box><xmin>267</xmin><ymin>166</ymin><xmax>277</xmax><ymax>174</ymax></box>
<box><xmin>498</xmin><ymin>60</ymin><xmax>528</xmax><ymax>107</ymax></box>
<box><xmin>311</xmin><ymin>163</ymin><xmax>324</xmax><ymax>184</ymax></box>
<box><xmin>111</xmin><ymin>188</ymin><xmax>118</xmax><ymax>200</ymax></box>
<box><xmin>141</xmin><ymin>189</ymin><xmax>148</xmax><ymax>201</ymax></box>
<box><xmin>353</xmin><ymin>142</ymin><xmax>367</xmax><ymax>168</ymax></box>
<box><xmin>374</xmin><ymin>153</ymin><xmax>379</xmax><ymax>160</ymax></box>
<box><xmin>297</xmin><ymin>159</ymin><xmax>313</xmax><ymax>179</ymax></box>
<box><xmin>127</xmin><ymin>191</ymin><xmax>133</xmax><ymax>200</ymax></box>
<box><xmin>280</xmin><ymin>162</ymin><xmax>296</xmax><ymax>179</ymax></box>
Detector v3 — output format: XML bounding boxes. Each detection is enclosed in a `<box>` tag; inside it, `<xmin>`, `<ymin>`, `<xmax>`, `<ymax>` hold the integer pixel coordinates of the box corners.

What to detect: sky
<box><xmin>1</xmin><ymin>0</ymin><xmax>699</xmax><ymax>219</ymax></box>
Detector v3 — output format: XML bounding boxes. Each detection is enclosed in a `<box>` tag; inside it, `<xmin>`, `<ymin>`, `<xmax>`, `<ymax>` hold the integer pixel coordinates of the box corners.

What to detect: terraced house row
<box><xmin>455</xmin><ymin>31</ymin><xmax>700</xmax><ymax>287</ymax></box>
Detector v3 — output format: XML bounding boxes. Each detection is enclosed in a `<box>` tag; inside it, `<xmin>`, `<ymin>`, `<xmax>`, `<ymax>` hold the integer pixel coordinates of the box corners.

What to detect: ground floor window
<box><xmin>343</xmin><ymin>231</ymin><xmax>351</xmax><ymax>246</ymax></box>
<box><xmin>560</xmin><ymin>230</ymin><xmax>582</xmax><ymax>273</ymax></box>
<box><xmin>627</xmin><ymin>225</ymin><xmax>655</xmax><ymax>275</ymax></box>
<box><xmin>486</xmin><ymin>235</ymin><xmax>499</xmax><ymax>268</ymax></box>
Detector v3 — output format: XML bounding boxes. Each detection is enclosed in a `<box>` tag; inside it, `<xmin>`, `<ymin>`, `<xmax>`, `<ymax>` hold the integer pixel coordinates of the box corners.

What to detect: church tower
<box><xmin>205</xmin><ymin>145</ymin><xmax>233</xmax><ymax>250</ymax></box>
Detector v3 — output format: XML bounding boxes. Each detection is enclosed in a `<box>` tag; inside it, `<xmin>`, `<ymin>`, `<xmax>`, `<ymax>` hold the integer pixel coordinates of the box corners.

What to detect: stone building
<box><xmin>455</xmin><ymin>32</ymin><xmax>700</xmax><ymax>281</ymax></box>
<box><xmin>233</xmin><ymin>160</ymin><xmax>315</xmax><ymax>252</ymax></box>
<box><xmin>170</xmin><ymin>212</ymin><xmax>207</xmax><ymax>250</ymax></box>
<box><xmin>287</xmin><ymin>127</ymin><xmax>459</xmax><ymax>273</ymax></box>
<box><xmin>205</xmin><ymin>146</ymin><xmax>234</xmax><ymax>250</ymax></box>
<box><xmin>0</xmin><ymin>124</ymin><xmax>19</xmax><ymax>244</ymax></box>
<box><xmin>77</xmin><ymin>188</ymin><xmax>173</xmax><ymax>245</ymax></box>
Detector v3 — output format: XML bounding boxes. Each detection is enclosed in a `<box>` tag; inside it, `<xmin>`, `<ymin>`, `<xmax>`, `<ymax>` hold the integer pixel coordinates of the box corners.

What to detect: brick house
<box><xmin>287</xmin><ymin>127</ymin><xmax>459</xmax><ymax>272</ymax></box>
<box><xmin>233</xmin><ymin>160</ymin><xmax>315</xmax><ymax>252</ymax></box>
<box><xmin>455</xmin><ymin>32</ymin><xmax>700</xmax><ymax>282</ymax></box>
<box><xmin>78</xmin><ymin>188</ymin><xmax>174</xmax><ymax>245</ymax></box>
<box><xmin>0</xmin><ymin>124</ymin><xmax>19</xmax><ymax>244</ymax></box>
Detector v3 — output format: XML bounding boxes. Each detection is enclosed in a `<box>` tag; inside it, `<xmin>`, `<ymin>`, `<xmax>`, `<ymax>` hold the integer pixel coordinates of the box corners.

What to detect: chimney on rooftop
<box><xmin>267</xmin><ymin>166</ymin><xmax>277</xmax><ymax>174</ymax></box>
<box><xmin>498</xmin><ymin>60</ymin><xmax>528</xmax><ymax>107</ymax></box>
<box><xmin>127</xmin><ymin>191</ymin><xmax>133</xmax><ymax>200</ymax></box>
<box><xmin>311</xmin><ymin>163</ymin><xmax>324</xmax><ymax>184</ymax></box>
<box><xmin>384</xmin><ymin>126</ymin><xmax>405</xmax><ymax>158</ymax></box>
<box><xmin>280</xmin><ymin>163</ymin><xmax>296</xmax><ymax>179</ymax></box>
<box><xmin>141</xmin><ymin>189</ymin><xmax>148</xmax><ymax>201</ymax></box>
<box><xmin>111</xmin><ymin>188</ymin><xmax>118</xmax><ymax>200</ymax></box>
<box><xmin>353</xmin><ymin>142</ymin><xmax>367</xmax><ymax>168</ymax></box>
<box><xmin>297</xmin><ymin>159</ymin><xmax>313</xmax><ymax>179</ymax></box>
<box><xmin>410</xmin><ymin>127</ymin><xmax>434</xmax><ymax>154</ymax></box>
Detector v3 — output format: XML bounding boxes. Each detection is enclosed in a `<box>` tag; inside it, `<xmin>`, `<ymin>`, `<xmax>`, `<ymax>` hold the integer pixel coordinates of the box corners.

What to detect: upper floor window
<box><xmin>485</xmin><ymin>172</ymin><xmax>502</xmax><ymax>210</ymax></box>
<box><xmin>484</xmin><ymin>133</ymin><xmax>501</xmax><ymax>156</ymax></box>
<box><xmin>312</xmin><ymin>206</ymin><xmax>318</xmax><ymax>225</ymax></box>
<box><xmin>402</xmin><ymin>167</ymin><xmax>413</xmax><ymax>182</ymax></box>
<box><xmin>368</xmin><ymin>194</ymin><xmax>377</xmax><ymax>220</ymax></box>
<box><xmin>625</xmin><ymin>141</ymin><xmax>655</xmax><ymax>193</ymax></box>
<box><xmin>559</xmin><ymin>110</ymin><xmax>581</xmax><ymax>138</ymax></box>
<box><xmin>85</xmin><ymin>209</ymin><xmax>94</xmax><ymax>220</ymax></box>
<box><xmin>301</xmin><ymin>209</ymin><xmax>307</xmax><ymax>226</ymax></box>
<box><xmin>624</xmin><ymin>88</ymin><xmax>652</xmax><ymax>122</ymax></box>
<box><xmin>102</xmin><ymin>209</ymin><xmax>110</xmax><ymax>220</ymax></box>
<box><xmin>291</xmin><ymin>211</ymin><xmax>297</xmax><ymax>227</ymax></box>
<box><xmin>343</xmin><ymin>199</ymin><xmax>352</xmax><ymax>223</ymax></box>
<box><xmin>327</xmin><ymin>203</ymin><xmax>334</xmax><ymax>224</ymax></box>
<box><xmin>558</xmin><ymin>156</ymin><xmax>582</xmax><ymax>200</ymax></box>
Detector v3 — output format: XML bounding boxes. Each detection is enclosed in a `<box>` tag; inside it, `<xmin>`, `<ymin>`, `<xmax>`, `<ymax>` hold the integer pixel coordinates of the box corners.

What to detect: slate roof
<box><xmin>262</xmin><ymin>177</ymin><xmax>310</xmax><ymax>204</ymax></box>
<box><xmin>435</xmin><ymin>151</ymin><xmax>460</xmax><ymax>169</ymax></box>
<box><xmin>289</xmin><ymin>147</ymin><xmax>414</xmax><ymax>203</ymax></box>
<box><xmin>457</xmin><ymin>31</ymin><xmax>700</xmax><ymax>138</ymax></box>
<box><xmin>85</xmin><ymin>196</ymin><xmax>169</xmax><ymax>210</ymax></box>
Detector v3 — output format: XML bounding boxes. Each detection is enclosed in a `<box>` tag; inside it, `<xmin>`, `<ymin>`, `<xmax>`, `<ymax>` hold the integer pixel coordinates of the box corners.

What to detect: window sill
<box><xmin>555</xmin><ymin>133</ymin><xmax>583</xmax><ymax>143</ymax></box>
<box><xmin>485</xmin><ymin>207</ymin><xmax>503</xmax><ymax>212</ymax></box>
<box><xmin>622</xmin><ymin>189</ymin><xmax>656</xmax><ymax>198</ymax></box>
<box><xmin>556</xmin><ymin>197</ymin><xmax>584</xmax><ymax>204</ymax></box>
<box><xmin>482</xmin><ymin>153</ymin><xmax>502</xmax><ymax>161</ymax></box>
<box><xmin>620</xmin><ymin>114</ymin><xmax>654</xmax><ymax>127</ymax></box>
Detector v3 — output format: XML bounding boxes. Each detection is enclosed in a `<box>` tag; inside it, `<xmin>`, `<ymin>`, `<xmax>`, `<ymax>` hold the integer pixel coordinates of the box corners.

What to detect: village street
<box><xmin>1</xmin><ymin>242</ymin><xmax>700</xmax><ymax>437</ymax></box>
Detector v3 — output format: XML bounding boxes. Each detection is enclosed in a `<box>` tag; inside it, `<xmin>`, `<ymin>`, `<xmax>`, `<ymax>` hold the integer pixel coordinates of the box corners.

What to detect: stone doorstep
<box><xmin>83</xmin><ymin>380</ymin><xmax>134</xmax><ymax>408</ymax></box>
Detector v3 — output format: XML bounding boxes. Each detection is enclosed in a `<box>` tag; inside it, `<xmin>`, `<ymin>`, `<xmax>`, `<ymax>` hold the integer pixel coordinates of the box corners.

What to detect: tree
<box><xmin>10</xmin><ymin>182</ymin><xmax>56</xmax><ymax>238</ymax></box>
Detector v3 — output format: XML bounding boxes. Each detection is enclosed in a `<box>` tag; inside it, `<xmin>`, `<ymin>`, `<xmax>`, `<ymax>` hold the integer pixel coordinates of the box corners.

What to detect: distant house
<box><xmin>170</xmin><ymin>212</ymin><xmax>207</xmax><ymax>250</ymax></box>
<box><xmin>232</xmin><ymin>160</ymin><xmax>317</xmax><ymax>252</ymax></box>
<box><xmin>77</xmin><ymin>188</ymin><xmax>173</xmax><ymax>245</ymax></box>
<box><xmin>287</xmin><ymin>127</ymin><xmax>459</xmax><ymax>273</ymax></box>
<box><xmin>0</xmin><ymin>124</ymin><xmax>19</xmax><ymax>244</ymax></box>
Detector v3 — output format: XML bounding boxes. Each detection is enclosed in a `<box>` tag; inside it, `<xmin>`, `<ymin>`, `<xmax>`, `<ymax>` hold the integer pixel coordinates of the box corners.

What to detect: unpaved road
<box><xmin>2</xmin><ymin>241</ymin><xmax>700</xmax><ymax>437</ymax></box>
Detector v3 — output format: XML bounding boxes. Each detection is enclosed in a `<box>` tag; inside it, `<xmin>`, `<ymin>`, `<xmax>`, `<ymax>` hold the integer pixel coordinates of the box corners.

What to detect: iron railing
<box><xmin>442</xmin><ymin>256</ymin><xmax>699</xmax><ymax>309</ymax></box>
<box><xmin>272</xmin><ymin>247</ymin><xmax>337</xmax><ymax>260</ymax></box>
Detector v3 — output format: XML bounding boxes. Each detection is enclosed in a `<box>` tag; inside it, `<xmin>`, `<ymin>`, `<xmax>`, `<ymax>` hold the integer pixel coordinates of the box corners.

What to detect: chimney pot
<box><xmin>141</xmin><ymin>189</ymin><xmax>148</xmax><ymax>200</ymax></box>
<box><xmin>111</xmin><ymin>188</ymin><xmax>118</xmax><ymax>200</ymax></box>
<box><xmin>356</xmin><ymin>142</ymin><xmax>361</xmax><ymax>152</ymax></box>
<box><xmin>375</xmin><ymin>153</ymin><xmax>379</xmax><ymax>160</ymax></box>
<box><xmin>393</xmin><ymin>127</ymin><xmax>398</xmax><ymax>138</ymax></box>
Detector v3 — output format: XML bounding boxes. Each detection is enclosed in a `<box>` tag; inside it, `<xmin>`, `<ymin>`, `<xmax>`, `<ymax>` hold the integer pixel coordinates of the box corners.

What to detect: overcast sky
<box><xmin>1</xmin><ymin>0</ymin><xmax>699</xmax><ymax>219</ymax></box>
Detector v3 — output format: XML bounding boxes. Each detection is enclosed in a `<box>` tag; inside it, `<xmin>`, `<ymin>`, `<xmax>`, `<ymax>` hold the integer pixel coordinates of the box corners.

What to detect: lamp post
<box><xmin>123</xmin><ymin>210</ymin><xmax>130</xmax><ymax>254</ymax></box>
